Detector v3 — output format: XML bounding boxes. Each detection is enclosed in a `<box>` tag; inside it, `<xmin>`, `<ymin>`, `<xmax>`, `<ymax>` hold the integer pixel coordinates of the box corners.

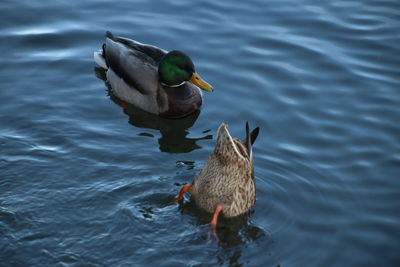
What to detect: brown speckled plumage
<box><xmin>189</xmin><ymin>122</ymin><xmax>259</xmax><ymax>217</ymax></box>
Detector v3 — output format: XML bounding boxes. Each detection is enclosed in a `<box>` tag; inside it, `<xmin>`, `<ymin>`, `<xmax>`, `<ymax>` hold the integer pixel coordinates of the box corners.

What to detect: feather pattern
<box><xmin>189</xmin><ymin>122</ymin><xmax>259</xmax><ymax>217</ymax></box>
<box><xmin>94</xmin><ymin>31</ymin><xmax>203</xmax><ymax>118</ymax></box>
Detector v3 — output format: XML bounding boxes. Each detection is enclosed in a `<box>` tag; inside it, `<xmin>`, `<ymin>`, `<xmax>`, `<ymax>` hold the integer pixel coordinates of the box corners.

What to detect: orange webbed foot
<box><xmin>210</xmin><ymin>204</ymin><xmax>223</xmax><ymax>230</ymax></box>
<box><xmin>171</xmin><ymin>184</ymin><xmax>191</xmax><ymax>204</ymax></box>
<box><xmin>197</xmin><ymin>204</ymin><xmax>223</xmax><ymax>243</ymax></box>
<box><xmin>209</xmin><ymin>204</ymin><xmax>223</xmax><ymax>235</ymax></box>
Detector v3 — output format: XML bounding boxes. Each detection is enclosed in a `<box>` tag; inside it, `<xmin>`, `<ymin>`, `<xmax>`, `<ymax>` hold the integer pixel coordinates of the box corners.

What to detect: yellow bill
<box><xmin>189</xmin><ymin>72</ymin><xmax>213</xmax><ymax>92</ymax></box>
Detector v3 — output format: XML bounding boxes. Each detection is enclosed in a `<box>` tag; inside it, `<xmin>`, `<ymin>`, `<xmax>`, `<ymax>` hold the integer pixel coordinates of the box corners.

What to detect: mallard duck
<box><xmin>94</xmin><ymin>31</ymin><xmax>213</xmax><ymax>118</ymax></box>
<box><xmin>174</xmin><ymin>122</ymin><xmax>260</xmax><ymax>233</ymax></box>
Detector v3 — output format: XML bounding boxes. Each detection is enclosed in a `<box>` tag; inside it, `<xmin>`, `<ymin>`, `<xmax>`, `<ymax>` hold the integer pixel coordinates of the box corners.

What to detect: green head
<box><xmin>158</xmin><ymin>50</ymin><xmax>213</xmax><ymax>92</ymax></box>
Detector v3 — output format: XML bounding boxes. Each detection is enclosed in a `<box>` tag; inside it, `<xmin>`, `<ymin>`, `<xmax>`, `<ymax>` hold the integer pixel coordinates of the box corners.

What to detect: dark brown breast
<box><xmin>159</xmin><ymin>83</ymin><xmax>202</xmax><ymax>118</ymax></box>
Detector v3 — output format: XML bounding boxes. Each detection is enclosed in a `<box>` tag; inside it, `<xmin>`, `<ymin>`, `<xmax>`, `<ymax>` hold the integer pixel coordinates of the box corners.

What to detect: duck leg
<box><xmin>210</xmin><ymin>204</ymin><xmax>223</xmax><ymax>233</ymax></box>
<box><xmin>173</xmin><ymin>184</ymin><xmax>191</xmax><ymax>203</ymax></box>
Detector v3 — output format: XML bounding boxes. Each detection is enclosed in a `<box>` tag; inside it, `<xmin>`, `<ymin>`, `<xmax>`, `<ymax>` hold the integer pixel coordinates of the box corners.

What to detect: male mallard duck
<box><xmin>175</xmin><ymin>122</ymin><xmax>260</xmax><ymax>233</ymax></box>
<box><xmin>94</xmin><ymin>31</ymin><xmax>213</xmax><ymax>118</ymax></box>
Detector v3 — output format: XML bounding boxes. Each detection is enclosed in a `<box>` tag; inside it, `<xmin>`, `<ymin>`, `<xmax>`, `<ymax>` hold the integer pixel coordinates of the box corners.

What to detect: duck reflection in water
<box><xmin>95</xmin><ymin>67</ymin><xmax>211</xmax><ymax>153</ymax></box>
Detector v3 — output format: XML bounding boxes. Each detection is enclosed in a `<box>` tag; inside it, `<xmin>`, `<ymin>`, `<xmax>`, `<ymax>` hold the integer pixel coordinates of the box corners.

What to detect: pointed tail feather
<box><xmin>245</xmin><ymin>122</ymin><xmax>251</xmax><ymax>155</ymax></box>
<box><xmin>245</xmin><ymin>122</ymin><xmax>260</xmax><ymax>158</ymax></box>
<box><xmin>250</xmin><ymin>127</ymin><xmax>259</xmax><ymax>146</ymax></box>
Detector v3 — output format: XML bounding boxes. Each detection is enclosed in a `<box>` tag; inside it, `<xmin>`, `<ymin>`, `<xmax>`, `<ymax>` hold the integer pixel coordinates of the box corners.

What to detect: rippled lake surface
<box><xmin>1</xmin><ymin>0</ymin><xmax>400</xmax><ymax>266</ymax></box>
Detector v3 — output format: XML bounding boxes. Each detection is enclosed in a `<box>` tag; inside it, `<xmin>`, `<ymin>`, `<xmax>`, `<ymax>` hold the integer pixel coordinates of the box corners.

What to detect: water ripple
<box><xmin>1</xmin><ymin>0</ymin><xmax>399</xmax><ymax>266</ymax></box>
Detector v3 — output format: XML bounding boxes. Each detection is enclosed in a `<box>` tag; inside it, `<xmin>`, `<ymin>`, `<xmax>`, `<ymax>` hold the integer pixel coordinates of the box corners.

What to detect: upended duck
<box><xmin>94</xmin><ymin>31</ymin><xmax>213</xmax><ymax>118</ymax></box>
<box><xmin>174</xmin><ymin>122</ymin><xmax>260</xmax><ymax>233</ymax></box>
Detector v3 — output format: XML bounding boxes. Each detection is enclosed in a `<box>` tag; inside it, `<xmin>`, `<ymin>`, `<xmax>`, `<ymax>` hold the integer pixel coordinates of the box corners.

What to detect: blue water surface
<box><xmin>1</xmin><ymin>0</ymin><xmax>400</xmax><ymax>266</ymax></box>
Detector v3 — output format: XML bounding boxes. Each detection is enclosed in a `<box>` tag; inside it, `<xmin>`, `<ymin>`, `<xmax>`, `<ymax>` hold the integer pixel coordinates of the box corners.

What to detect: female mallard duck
<box><xmin>94</xmin><ymin>31</ymin><xmax>213</xmax><ymax>118</ymax></box>
<box><xmin>174</xmin><ymin>122</ymin><xmax>260</xmax><ymax>233</ymax></box>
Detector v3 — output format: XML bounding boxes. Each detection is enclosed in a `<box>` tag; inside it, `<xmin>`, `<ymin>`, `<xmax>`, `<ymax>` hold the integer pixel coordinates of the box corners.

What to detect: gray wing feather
<box><xmin>105</xmin><ymin>31</ymin><xmax>166</xmax><ymax>62</ymax></box>
<box><xmin>104</xmin><ymin>32</ymin><xmax>167</xmax><ymax>95</ymax></box>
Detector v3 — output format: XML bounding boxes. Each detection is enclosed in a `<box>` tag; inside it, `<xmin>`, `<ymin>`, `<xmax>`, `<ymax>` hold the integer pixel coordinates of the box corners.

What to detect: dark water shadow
<box><xmin>94</xmin><ymin>67</ymin><xmax>212</xmax><ymax>153</ymax></box>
